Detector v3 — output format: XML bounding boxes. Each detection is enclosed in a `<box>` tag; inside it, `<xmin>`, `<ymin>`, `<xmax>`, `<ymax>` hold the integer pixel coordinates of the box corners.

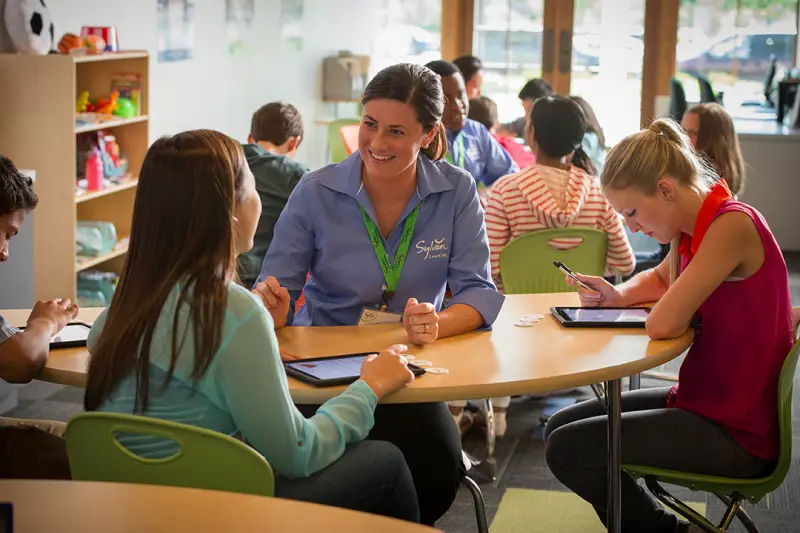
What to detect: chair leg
<box><xmin>644</xmin><ymin>477</ymin><xmax>720</xmax><ymax>533</ymax></box>
<box><xmin>716</xmin><ymin>494</ymin><xmax>760</xmax><ymax>533</ymax></box>
<box><xmin>461</xmin><ymin>475</ymin><xmax>489</xmax><ymax>533</ymax></box>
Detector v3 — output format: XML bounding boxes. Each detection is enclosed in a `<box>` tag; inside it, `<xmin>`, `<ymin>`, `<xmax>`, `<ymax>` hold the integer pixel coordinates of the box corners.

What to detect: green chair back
<box><xmin>625</xmin><ymin>332</ymin><xmax>800</xmax><ymax>504</ymax></box>
<box><xmin>499</xmin><ymin>228</ymin><xmax>608</xmax><ymax>294</ymax></box>
<box><xmin>66</xmin><ymin>412</ymin><xmax>274</xmax><ymax>497</ymax></box>
<box><xmin>328</xmin><ymin>118</ymin><xmax>359</xmax><ymax>163</ymax></box>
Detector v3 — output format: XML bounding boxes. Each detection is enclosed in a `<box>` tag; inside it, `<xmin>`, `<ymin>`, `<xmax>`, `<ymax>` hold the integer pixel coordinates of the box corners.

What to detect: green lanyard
<box><xmin>360</xmin><ymin>204</ymin><xmax>420</xmax><ymax>308</ymax></box>
<box><xmin>445</xmin><ymin>134</ymin><xmax>465</xmax><ymax>168</ymax></box>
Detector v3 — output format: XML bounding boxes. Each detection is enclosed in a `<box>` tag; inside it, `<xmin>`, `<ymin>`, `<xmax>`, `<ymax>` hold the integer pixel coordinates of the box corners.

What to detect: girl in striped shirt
<box><xmin>484</xmin><ymin>95</ymin><xmax>635</xmax><ymax>292</ymax></box>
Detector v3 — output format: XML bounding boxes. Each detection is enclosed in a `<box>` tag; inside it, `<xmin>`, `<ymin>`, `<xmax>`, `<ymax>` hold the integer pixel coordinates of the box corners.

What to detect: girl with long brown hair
<box><xmin>84</xmin><ymin>129</ymin><xmax>419</xmax><ymax>521</ymax></box>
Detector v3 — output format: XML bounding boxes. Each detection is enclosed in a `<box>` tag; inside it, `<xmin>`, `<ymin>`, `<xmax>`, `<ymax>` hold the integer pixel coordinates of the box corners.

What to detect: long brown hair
<box><xmin>570</xmin><ymin>95</ymin><xmax>605</xmax><ymax>149</ymax></box>
<box><xmin>601</xmin><ymin>118</ymin><xmax>719</xmax><ymax>283</ymax></box>
<box><xmin>686</xmin><ymin>103</ymin><xmax>746</xmax><ymax>196</ymax></box>
<box><xmin>85</xmin><ymin>130</ymin><xmax>247</xmax><ymax>412</ymax></box>
<box><xmin>362</xmin><ymin>63</ymin><xmax>447</xmax><ymax>161</ymax></box>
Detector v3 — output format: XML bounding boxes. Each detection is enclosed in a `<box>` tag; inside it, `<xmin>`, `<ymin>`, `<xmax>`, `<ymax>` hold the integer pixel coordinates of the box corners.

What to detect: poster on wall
<box><xmin>226</xmin><ymin>0</ymin><xmax>255</xmax><ymax>56</ymax></box>
<box><xmin>157</xmin><ymin>0</ymin><xmax>196</xmax><ymax>62</ymax></box>
<box><xmin>280</xmin><ymin>0</ymin><xmax>303</xmax><ymax>52</ymax></box>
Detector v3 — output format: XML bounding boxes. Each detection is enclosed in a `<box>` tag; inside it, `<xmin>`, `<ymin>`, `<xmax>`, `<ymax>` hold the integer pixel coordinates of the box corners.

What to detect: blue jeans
<box><xmin>275</xmin><ymin>440</ymin><xmax>420</xmax><ymax>522</ymax></box>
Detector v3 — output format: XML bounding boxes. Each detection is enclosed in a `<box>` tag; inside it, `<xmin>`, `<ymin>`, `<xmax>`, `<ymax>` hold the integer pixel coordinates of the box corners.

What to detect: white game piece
<box><xmin>515</xmin><ymin>321</ymin><xmax>534</xmax><ymax>327</ymax></box>
<box><xmin>524</xmin><ymin>314</ymin><xmax>545</xmax><ymax>320</ymax></box>
<box><xmin>425</xmin><ymin>367</ymin><xmax>450</xmax><ymax>374</ymax></box>
<box><xmin>412</xmin><ymin>360</ymin><xmax>433</xmax><ymax>368</ymax></box>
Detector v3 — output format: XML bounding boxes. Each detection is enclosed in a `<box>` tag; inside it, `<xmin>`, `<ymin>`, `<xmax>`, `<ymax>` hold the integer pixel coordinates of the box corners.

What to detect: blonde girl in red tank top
<box><xmin>545</xmin><ymin>118</ymin><xmax>793</xmax><ymax>533</ymax></box>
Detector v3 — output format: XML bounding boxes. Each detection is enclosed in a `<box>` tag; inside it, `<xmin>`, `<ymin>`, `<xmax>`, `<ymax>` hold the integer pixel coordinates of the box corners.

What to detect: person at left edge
<box><xmin>424</xmin><ymin>59</ymin><xmax>518</xmax><ymax>188</ymax></box>
<box><xmin>254</xmin><ymin>62</ymin><xmax>505</xmax><ymax>525</ymax></box>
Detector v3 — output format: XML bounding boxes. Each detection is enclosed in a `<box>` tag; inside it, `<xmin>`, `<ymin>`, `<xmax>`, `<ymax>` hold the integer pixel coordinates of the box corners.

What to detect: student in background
<box><xmin>425</xmin><ymin>60</ymin><xmax>518</xmax><ymax>187</ymax></box>
<box><xmin>681</xmin><ymin>102</ymin><xmax>746</xmax><ymax>197</ymax></box>
<box><xmin>256</xmin><ymin>63</ymin><xmax>504</xmax><ymax>525</ymax></box>
<box><xmin>570</xmin><ymin>96</ymin><xmax>607</xmax><ymax>173</ymax></box>
<box><xmin>545</xmin><ymin>119</ymin><xmax>792</xmax><ymax>533</ymax></box>
<box><xmin>469</xmin><ymin>96</ymin><xmax>536</xmax><ymax>169</ymax></box>
<box><xmin>0</xmin><ymin>155</ymin><xmax>79</xmax><ymax>478</ymax></box>
<box><xmin>453</xmin><ymin>55</ymin><xmax>484</xmax><ymax>99</ymax></box>
<box><xmin>485</xmin><ymin>95</ymin><xmax>634</xmax><ymax>293</ymax></box>
<box><xmin>500</xmin><ymin>78</ymin><xmax>554</xmax><ymax>138</ymax></box>
<box><xmin>238</xmin><ymin>102</ymin><xmax>309</xmax><ymax>289</ymax></box>
<box><xmin>84</xmin><ymin>130</ymin><xmax>420</xmax><ymax>522</ymax></box>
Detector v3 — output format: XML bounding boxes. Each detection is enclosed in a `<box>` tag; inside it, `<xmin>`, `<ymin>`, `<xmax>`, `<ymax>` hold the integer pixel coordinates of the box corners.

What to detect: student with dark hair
<box><xmin>486</xmin><ymin>96</ymin><xmax>635</xmax><ymax>291</ymax></box>
<box><xmin>469</xmin><ymin>96</ymin><xmax>536</xmax><ymax>169</ymax></box>
<box><xmin>0</xmin><ymin>155</ymin><xmax>79</xmax><ymax>478</ymax></box>
<box><xmin>85</xmin><ymin>130</ymin><xmax>420</xmax><ymax>521</ymax></box>
<box><xmin>424</xmin><ymin>59</ymin><xmax>517</xmax><ymax>188</ymax></box>
<box><xmin>453</xmin><ymin>54</ymin><xmax>484</xmax><ymax>99</ymax></box>
<box><xmin>255</xmin><ymin>63</ymin><xmax>504</xmax><ymax>524</ymax></box>
<box><xmin>500</xmin><ymin>78</ymin><xmax>554</xmax><ymax>138</ymax></box>
<box><xmin>239</xmin><ymin>102</ymin><xmax>309</xmax><ymax>288</ymax></box>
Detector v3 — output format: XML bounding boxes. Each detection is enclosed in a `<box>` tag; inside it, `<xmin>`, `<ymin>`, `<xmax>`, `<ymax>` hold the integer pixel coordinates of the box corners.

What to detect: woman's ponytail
<box><xmin>423</xmin><ymin>122</ymin><xmax>448</xmax><ymax>161</ymax></box>
<box><xmin>570</xmin><ymin>146</ymin><xmax>597</xmax><ymax>176</ymax></box>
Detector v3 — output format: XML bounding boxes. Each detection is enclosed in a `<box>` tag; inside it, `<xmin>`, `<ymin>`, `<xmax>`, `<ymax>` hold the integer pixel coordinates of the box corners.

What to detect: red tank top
<box><xmin>666</xmin><ymin>199</ymin><xmax>793</xmax><ymax>459</ymax></box>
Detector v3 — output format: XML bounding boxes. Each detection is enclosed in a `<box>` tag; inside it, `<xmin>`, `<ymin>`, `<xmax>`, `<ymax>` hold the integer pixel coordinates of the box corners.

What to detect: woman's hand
<box><xmin>360</xmin><ymin>344</ymin><xmax>415</xmax><ymax>399</ymax></box>
<box><xmin>403</xmin><ymin>298</ymin><xmax>439</xmax><ymax>345</ymax></box>
<box><xmin>252</xmin><ymin>276</ymin><xmax>291</xmax><ymax>329</ymax></box>
<box><xmin>566</xmin><ymin>273</ymin><xmax>622</xmax><ymax>308</ymax></box>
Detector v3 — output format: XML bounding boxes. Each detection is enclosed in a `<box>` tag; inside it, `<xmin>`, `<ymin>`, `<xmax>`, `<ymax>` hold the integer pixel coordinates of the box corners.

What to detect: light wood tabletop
<box><xmin>0</xmin><ymin>480</ymin><xmax>439</xmax><ymax>533</ymax></box>
<box><xmin>2</xmin><ymin>293</ymin><xmax>693</xmax><ymax>402</ymax></box>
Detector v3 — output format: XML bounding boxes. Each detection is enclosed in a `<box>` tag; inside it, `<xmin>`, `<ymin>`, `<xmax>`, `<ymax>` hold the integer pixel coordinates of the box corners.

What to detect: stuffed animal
<box><xmin>4</xmin><ymin>0</ymin><xmax>55</xmax><ymax>55</ymax></box>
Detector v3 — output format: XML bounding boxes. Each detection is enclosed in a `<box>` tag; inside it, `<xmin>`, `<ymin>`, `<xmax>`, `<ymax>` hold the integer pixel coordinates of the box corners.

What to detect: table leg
<box><xmin>629</xmin><ymin>373</ymin><xmax>641</xmax><ymax>391</ymax></box>
<box><xmin>607</xmin><ymin>379</ymin><xmax>622</xmax><ymax>533</ymax></box>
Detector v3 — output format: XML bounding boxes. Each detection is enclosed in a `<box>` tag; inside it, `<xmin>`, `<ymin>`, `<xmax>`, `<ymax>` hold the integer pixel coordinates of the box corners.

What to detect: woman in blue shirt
<box><xmin>255</xmin><ymin>63</ymin><xmax>505</xmax><ymax>524</ymax></box>
<box><xmin>83</xmin><ymin>130</ymin><xmax>420</xmax><ymax>521</ymax></box>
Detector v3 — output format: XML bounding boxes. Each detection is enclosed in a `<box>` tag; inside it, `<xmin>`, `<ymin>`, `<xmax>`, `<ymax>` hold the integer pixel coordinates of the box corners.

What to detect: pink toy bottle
<box><xmin>86</xmin><ymin>148</ymin><xmax>103</xmax><ymax>191</ymax></box>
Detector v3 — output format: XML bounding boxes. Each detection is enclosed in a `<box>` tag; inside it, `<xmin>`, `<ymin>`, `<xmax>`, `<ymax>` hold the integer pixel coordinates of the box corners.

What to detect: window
<box><xmin>372</xmin><ymin>0</ymin><xmax>442</xmax><ymax>73</ymax></box>
<box><xmin>473</xmin><ymin>0</ymin><xmax>545</xmax><ymax>123</ymax></box>
<box><xmin>676</xmin><ymin>0</ymin><xmax>798</xmax><ymax>110</ymax></box>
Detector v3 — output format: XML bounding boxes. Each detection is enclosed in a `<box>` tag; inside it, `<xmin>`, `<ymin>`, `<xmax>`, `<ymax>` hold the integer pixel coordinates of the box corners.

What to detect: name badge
<box><xmin>358</xmin><ymin>307</ymin><xmax>403</xmax><ymax>326</ymax></box>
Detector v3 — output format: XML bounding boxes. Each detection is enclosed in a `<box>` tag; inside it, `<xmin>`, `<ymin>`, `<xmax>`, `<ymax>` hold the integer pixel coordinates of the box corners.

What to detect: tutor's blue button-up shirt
<box><xmin>257</xmin><ymin>151</ymin><xmax>505</xmax><ymax>327</ymax></box>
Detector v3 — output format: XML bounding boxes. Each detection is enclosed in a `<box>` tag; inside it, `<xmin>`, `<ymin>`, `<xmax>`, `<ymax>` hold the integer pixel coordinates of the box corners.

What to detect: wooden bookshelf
<box><xmin>0</xmin><ymin>52</ymin><xmax>149</xmax><ymax>301</ymax></box>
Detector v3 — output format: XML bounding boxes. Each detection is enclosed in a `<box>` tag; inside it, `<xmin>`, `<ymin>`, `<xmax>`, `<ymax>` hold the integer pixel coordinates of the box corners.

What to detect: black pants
<box><xmin>299</xmin><ymin>402</ymin><xmax>465</xmax><ymax>525</ymax></box>
<box><xmin>544</xmin><ymin>387</ymin><xmax>773</xmax><ymax>533</ymax></box>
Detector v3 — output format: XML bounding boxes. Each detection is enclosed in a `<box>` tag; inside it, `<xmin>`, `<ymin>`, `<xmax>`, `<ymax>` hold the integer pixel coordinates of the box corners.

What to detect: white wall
<box><xmin>31</xmin><ymin>0</ymin><xmax>381</xmax><ymax>169</ymax></box>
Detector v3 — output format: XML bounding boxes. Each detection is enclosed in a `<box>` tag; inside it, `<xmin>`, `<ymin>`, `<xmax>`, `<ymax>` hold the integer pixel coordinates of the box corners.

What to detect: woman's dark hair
<box><xmin>362</xmin><ymin>63</ymin><xmax>447</xmax><ymax>161</ymax></box>
<box><xmin>453</xmin><ymin>55</ymin><xmax>483</xmax><ymax>83</ymax></box>
<box><xmin>0</xmin><ymin>155</ymin><xmax>38</xmax><ymax>217</ymax></box>
<box><xmin>468</xmin><ymin>96</ymin><xmax>498</xmax><ymax>131</ymax></box>
<box><xmin>570</xmin><ymin>95</ymin><xmax>606</xmax><ymax>149</ymax></box>
<box><xmin>530</xmin><ymin>96</ymin><xmax>596</xmax><ymax>175</ymax></box>
<box><xmin>518</xmin><ymin>78</ymin><xmax>553</xmax><ymax>101</ymax></box>
<box><xmin>85</xmin><ymin>130</ymin><xmax>247</xmax><ymax>412</ymax></box>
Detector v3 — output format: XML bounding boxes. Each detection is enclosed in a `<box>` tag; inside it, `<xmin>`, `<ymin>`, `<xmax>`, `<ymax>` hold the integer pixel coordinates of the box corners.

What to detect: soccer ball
<box><xmin>4</xmin><ymin>0</ymin><xmax>55</xmax><ymax>55</ymax></box>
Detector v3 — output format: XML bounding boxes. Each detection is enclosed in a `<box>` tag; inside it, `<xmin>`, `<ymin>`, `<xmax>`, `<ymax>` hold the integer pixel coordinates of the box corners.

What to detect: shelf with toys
<box><xmin>0</xmin><ymin>44</ymin><xmax>149</xmax><ymax>303</ymax></box>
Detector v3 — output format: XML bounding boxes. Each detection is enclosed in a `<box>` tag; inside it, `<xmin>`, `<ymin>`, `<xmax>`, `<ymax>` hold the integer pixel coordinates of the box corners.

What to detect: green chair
<box><xmin>499</xmin><ymin>228</ymin><xmax>608</xmax><ymax>294</ymax></box>
<box><xmin>328</xmin><ymin>118</ymin><xmax>359</xmax><ymax>163</ymax></box>
<box><xmin>625</xmin><ymin>331</ymin><xmax>800</xmax><ymax>533</ymax></box>
<box><xmin>66</xmin><ymin>412</ymin><xmax>274</xmax><ymax>497</ymax></box>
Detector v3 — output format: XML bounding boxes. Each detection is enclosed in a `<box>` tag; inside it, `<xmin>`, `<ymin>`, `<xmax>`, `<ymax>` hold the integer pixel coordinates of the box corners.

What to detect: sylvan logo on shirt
<box><xmin>416</xmin><ymin>238</ymin><xmax>449</xmax><ymax>260</ymax></box>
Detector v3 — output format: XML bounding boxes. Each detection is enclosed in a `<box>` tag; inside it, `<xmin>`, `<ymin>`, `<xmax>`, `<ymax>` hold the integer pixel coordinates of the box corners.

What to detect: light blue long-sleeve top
<box><xmin>256</xmin><ymin>151</ymin><xmax>505</xmax><ymax>327</ymax></box>
<box><xmin>446</xmin><ymin>119</ymin><xmax>518</xmax><ymax>187</ymax></box>
<box><xmin>87</xmin><ymin>282</ymin><xmax>378</xmax><ymax>478</ymax></box>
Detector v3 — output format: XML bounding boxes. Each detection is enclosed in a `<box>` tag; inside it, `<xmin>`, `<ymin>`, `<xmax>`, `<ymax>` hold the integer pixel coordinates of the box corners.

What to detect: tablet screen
<box><xmin>562</xmin><ymin>308</ymin><xmax>650</xmax><ymax>323</ymax></box>
<box><xmin>286</xmin><ymin>355</ymin><xmax>367</xmax><ymax>381</ymax></box>
<box><xmin>52</xmin><ymin>323</ymin><xmax>91</xmax><ymax>344</ymax></box>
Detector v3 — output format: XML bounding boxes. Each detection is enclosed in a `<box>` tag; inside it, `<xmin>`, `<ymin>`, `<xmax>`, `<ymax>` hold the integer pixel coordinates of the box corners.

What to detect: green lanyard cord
<box><xmin>445</xmin><ymin>134</ymin><xmax>465</xmax><ymax>168</ymax></box>
<box><xmin>359</xmin><ymin>204</ymin><xmax>420</xmax><ymax>303</ymax></box>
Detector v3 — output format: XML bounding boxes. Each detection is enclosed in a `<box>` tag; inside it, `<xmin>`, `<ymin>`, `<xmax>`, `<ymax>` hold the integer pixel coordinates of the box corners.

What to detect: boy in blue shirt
<box><xmin>425</xmin><ymin>60</ymin><xmax>518</xmax><ymax>187</ymax></box>
<box><xmin>239</xmin><ymin>102</ymin><xmax>309</xmax><ymax>288</ymax></box>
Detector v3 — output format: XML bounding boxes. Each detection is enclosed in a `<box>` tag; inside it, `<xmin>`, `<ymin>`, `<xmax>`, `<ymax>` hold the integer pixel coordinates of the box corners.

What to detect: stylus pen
<box><xmin>552</xmin><ymin>261</ymin><xmax>595</xmax><ymax>292</ymax></box>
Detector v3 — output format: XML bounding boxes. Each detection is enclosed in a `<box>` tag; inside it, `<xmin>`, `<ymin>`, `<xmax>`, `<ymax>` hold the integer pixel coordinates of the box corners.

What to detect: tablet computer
<box><xmin>550</xmin><ymin>307</ymin><xmax>651</xmax><ymax>328</ymax></box>
<box><xmin>21</xmin><ymin>322</ymin><xmax>92</xmax><ymax>349</ymax></box>
<box><xmin>284</xmin><ymin>353</ymin><xmax>426</xmax><ymax>387</ymax></box>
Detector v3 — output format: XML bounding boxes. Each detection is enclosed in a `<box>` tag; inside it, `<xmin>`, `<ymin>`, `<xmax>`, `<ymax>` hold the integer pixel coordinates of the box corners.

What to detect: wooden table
<box><xmin>3</xmin><ymin>293</ymin><xmax>693</xmax><ymax>533</ymax></box>
<box><xmin>0</xmin><ymin>480</ymin><xmax>439</xmax><ymax>533</ymax></box>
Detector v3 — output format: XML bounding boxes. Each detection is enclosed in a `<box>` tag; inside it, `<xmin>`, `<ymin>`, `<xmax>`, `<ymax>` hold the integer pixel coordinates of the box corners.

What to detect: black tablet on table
<box><xmin>550</xmin><ymin>307</ymin><xmax>651</xmax><ymax>328</ymax></box>
<box><xmin>20</xmin><ymin>322</ymin><xmax>92</xmax><ymax>349</ymax></box>
<box><xmin>284</xmin><ymin>352</ymin><xmax>426</xmax><ymax>387</ymax></box>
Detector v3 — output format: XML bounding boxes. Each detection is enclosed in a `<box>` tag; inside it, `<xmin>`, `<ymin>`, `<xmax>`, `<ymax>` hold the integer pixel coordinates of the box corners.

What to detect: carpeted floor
<box><xmin>3</xmin><ymin>252</ymin><xmax>800</xmax><ymax>532</ymax></box>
